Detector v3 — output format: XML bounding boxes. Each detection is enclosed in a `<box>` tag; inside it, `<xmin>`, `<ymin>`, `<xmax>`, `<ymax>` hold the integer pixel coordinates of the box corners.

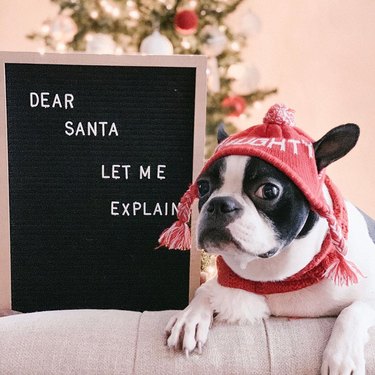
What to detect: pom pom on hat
<box><xmin>263</xmin><ymin>103</ymin><xmax>296</xmax><ymax>127</ymax></box>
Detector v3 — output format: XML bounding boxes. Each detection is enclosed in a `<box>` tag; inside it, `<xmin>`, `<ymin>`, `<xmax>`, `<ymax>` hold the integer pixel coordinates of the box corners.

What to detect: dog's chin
<box><xmin>200</xmin><ymin>236</ymin><xmax>281</xmax><ymax>261</ymax></box>
<box><xmin>198</xmin><ymin>227</ymin><xmax>241</xmax><ymax>255</ymax></box>
<box><xmin>200</xmin><ymin>240</ymin><xmax>247</xmax><ymax>257</ymax></box>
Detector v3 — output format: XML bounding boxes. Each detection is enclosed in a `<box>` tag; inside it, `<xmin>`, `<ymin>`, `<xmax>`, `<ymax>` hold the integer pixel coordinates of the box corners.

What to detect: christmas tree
<box><xmin>29</xmin><ymin>0</ymin><xmax>276</xmax><ymax>155</ymax></box>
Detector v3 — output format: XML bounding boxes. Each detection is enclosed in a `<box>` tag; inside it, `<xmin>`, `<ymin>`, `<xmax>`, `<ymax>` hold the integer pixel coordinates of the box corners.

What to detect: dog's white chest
<box><xmin>264</xmin><ymin>281</ymin><xmax>346</xmax><ymax>318</ymax></box>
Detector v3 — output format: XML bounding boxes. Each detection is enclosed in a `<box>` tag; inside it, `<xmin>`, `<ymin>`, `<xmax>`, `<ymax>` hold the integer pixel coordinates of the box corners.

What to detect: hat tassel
<box><xmin>322</xmin><ymin>210</ymin><xmax>364</xmax><ymax>285</ymax></box>
<box><xmin>324</xmin><ymin>252</ymin><xmax>364</xmax><ymax>286</ymax></box>
<box><xmin>158</xmin><ymin>221</ymin><xmax>191</xmax><ymax>250</ymax></box>
<box><xmin>157</xmin><ymin>183</ymin><xmax>198</xmax><ymax>250</ymax></box>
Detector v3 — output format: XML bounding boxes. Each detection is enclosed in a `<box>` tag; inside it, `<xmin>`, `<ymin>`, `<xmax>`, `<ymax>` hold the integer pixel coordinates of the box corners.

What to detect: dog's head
<box><xmin>197</xmin><ymin>123</ymin><xmax>359</xmax><ymax>264</ymax></box>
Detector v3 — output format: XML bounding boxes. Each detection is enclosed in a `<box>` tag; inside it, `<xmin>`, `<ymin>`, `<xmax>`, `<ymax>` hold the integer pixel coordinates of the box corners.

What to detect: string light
<box><xmin>100</xmin><ymin>0</ymin><xmax>110</xmax><ymax>12</ymax></box>
<box><xmin>40</xmin><ymin>22</ymin><xmax>51</xmax><ymax>36</ymax></box>
<box><xmin>100</xmin><ymin>0</ymin><xmax>120</xmax><ymax>18</ymax></box>
<box><xmin>90</xmin><ymin>10</ymin><xmax>99</xmax><ymax>19</ymax></box>
<box><xmin>125</xmin><ymin>0</ymin><xmax>140</xmax><ymax>21</ymax></box>
<box><xmin>205</xmin><ymin>265</ymin><xmax>217</xmax><ymax>280</ymax></box>
<box><xmin>189</xmin><ymin>0</ymin><xmax>198</xmax><ymax>8</ymax></box>
<box><xmin>181</xmin><ymin>38</ymin><xmax>191</xmax><ymax>49</ymax></box>
<box><xmin>253</xmin><ymin>101</ymin><xmax>262</xmax><ymax>109</ymax></box>
<box><xmin>159</xmin><ymin>0</ymin><xmax>174</xmax><ymax>10</ymax></box>
<box><xmin>115</xmin><ymin>46</ymin><xmax>123</xmax><ymax>55</ymax></box>
<box><xmin>85</xmin><ymin>33</ymin><xmax>94</xmax><ymax>42</ymax></box>
<box><xmin>201</xmin><ymin>251</ymin><xmax>217</xmax><ymax>283</ymax></box>
<box><xmin>231</xmin><ymin>41</ymin><xmax>240</xmax><ymax>51</ymax></box>
<box><xmin>56</xmin><ymin>42</ymin><xmax>67</xmax><ymax>52</ymax></box>
<box><xmin>129</xmin><ymin>9</ymin><xmax>140</xmax><ymax>19</ymax></box>
<box><xmin>111</xmin><ymin>7</ymin><xmax>120</xmax><ymax>18</ymax></box>
<box><xmin>37</xmin><ymin>46</ymin><xmax>46</xmax><ymax>55</ymax></box>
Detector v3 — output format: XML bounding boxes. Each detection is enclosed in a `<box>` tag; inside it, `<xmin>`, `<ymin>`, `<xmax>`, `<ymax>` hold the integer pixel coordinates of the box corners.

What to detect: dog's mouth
<box><xmin>198</xmin><ymin>228</ymin><xmax>236</xmax><ymax>250</ymax></box>
<box><xmin>200</xmin><ymin>237</ymin><xmax>279</xmax><ymax>260</ymax></box>
<box><xmin>198</xmin><ymin>228</ymin><xmax>281</xmax><ymax>259</ymax></box>
<box><xmin>257</xmin><ymin>247</ymin><xmax>279</xmax><ymax>259</ymax></box>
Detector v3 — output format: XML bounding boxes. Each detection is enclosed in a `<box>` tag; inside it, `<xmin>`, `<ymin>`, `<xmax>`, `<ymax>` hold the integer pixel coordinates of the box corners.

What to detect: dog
<box><xmin>161</xmin><ymin>104</ymin><xmax>375</xmax><ymax>375</ymax></box>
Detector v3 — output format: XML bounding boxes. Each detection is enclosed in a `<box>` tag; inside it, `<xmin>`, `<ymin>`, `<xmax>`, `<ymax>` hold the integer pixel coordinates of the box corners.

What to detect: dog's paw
<box><xmin>321</xmin><ymin>341</ymin><xmax>366</xmax><ymax>375</ymax></box>
<box><xmin>165</xmin><ymin>305</ymin><xmax>213</xmax><ymax>356</ymax></box>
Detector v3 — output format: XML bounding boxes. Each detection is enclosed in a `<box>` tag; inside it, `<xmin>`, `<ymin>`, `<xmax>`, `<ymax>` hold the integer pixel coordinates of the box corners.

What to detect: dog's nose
<box><xmin>206</xmin><ymin>196</ymin><xmax>242</xmax><ymax>215</ymax></box>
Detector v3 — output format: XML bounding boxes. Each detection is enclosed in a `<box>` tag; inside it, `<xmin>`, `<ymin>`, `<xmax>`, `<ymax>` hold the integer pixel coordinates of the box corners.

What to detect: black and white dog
<box><xmin>166</xmin><ymin>123</ymin><xmax>375</xmax><ymax>375</ymax></box>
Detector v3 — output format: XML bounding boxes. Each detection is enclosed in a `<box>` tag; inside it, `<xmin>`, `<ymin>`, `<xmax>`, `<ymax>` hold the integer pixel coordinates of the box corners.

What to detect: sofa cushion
<box><xmin>0</xmin><ymin>309</ymin><xmax>140</xmax><ymax>374</ymax></box>
<box><xmin>1</xmin><ymin>309</ymin><xmax>375</xmax><ymax>374</ymax></box>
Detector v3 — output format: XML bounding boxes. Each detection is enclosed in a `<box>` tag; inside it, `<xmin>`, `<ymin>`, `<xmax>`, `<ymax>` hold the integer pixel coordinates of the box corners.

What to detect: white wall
<box><xmin>1</xmin><ymin>0</ymin><xmax>375</xmax><ymax>215</ymax></box>
<box><xmin>0</xmin><ymin>0</ymin><xmax>57</xmax><ymax>51</ymax></box>
<box><xmin>246</xmin><ymin>0</ymin><xmax>375</xmax><ymax>216</ymax></box>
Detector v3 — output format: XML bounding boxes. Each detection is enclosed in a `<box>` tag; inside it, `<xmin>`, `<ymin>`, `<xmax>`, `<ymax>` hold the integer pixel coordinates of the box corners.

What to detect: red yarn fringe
<box><xmin>177</xmin><ymin>184</ymin><xmax>199</xmax><ymax>222</ymax></box>
<box><xmin>157</xmin><ymin>221</ymin><xmax>191</xmax><ymax>250</ymax></box>
<box><xmin>157</xmin><ymin>183</ymin><xmax>198</xmax><ymax>250</ymax></box>
<box><xmin>324</xmin><ymin>253</ymin><xmax>364</xmax><ymax>286</ymax></box>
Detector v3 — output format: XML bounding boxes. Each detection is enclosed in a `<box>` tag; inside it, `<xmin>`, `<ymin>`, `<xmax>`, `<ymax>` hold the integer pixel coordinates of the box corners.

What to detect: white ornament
<box><xmin>226</xmin><ymin>8</ymin><xmax>261</xmax><ymax>37</ymax></box>
<box><xmin>200</xmin><ymin>25</ymin><xmax>227</xmax><ymax>57</ymax></box>
<box><xmin>49</xmin><ymin>15</ymin><xmax>78</xmax><ymax>43</ymax></box>
<box><xmin>227</xmin><ymin>63</ymin><xmax>260</xmax><ymax>96</ymax></box>
<box><xmin>207</xmin><ymin>57</ymin><xmax>220</xmax><ymax>93</ymax></box>
<box><xmin>86</xmin><ymin>34</ymin><xmax>116</xmax><ymax>54</ymax></box>
<box><xmin>239</xmin><ymin>10</ymin><xmax>261</xmax><ymax>36</ymax></box>
<box><xmin>140</xmin><ymin>30</ymin><xmax>173</xmax><ymax>55</ymax></box>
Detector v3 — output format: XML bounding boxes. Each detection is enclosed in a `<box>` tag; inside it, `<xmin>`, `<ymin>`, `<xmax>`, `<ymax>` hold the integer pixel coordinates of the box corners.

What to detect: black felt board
<box><xmin>5</xmin><ymin>62</ymin><xmax>196</xmax><ymax>312</ymax></box>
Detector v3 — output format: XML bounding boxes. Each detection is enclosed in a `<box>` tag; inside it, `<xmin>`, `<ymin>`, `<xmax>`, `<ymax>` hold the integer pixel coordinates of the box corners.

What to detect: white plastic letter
<box><xmin>30</xmin><ymin>92</ymin><xmax>39</xmax><ymax>107</ymax></box>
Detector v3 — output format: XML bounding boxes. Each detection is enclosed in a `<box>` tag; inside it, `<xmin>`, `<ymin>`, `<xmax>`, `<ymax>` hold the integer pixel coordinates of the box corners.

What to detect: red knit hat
<box><xmin>158</xmin><ymin>104</ymin><xmax>362</xmax><ymax>286</ymax></box>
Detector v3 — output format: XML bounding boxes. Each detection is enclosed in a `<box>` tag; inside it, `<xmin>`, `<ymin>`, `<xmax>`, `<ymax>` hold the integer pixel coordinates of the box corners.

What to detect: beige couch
<box><xmin>1</xmin><ymin>309</ymin><xmax>375</xmax><ymax>374</ymax></box>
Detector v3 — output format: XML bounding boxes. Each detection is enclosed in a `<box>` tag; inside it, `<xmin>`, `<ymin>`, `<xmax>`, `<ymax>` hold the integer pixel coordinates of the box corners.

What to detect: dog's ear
<box><xmin>313</xmin><ymin>124</ymin><xmax>360</xmax><ymax>172</ymax></box>
<box><xmin>217</xmin><ymin>123</ymin><xmax>229</xmax><ymax>144</ymax></box>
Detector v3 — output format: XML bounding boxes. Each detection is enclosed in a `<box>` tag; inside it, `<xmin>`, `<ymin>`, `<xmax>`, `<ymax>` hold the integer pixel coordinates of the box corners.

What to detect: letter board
<box><xmin>0</xmin><ymin>52</ymin><xmax>206</xmax><ymax>312</ymax></box>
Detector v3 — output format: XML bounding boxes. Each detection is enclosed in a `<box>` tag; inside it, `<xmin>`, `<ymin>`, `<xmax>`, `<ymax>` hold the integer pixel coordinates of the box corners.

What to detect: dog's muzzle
<box><xmin>205</xmin><ymin>196</ymin><xmax>243</xmax><ymax>221</ymax></box>
<box><xmin>198</xmin><ymin>196</ymin><xmax>244</xmax><ymax>249</ymax></box>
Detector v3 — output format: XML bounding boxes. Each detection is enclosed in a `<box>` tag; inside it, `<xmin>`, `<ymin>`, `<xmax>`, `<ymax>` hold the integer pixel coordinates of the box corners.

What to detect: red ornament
<box><xmin>174</xmin><ymin>9</ymin><xmax>199</xmax><ymax>35</ymax></box>
<box><xmin>221</xmin><ymin>96</ymin><xmax>247</xmax><ymax>117</ymax></box>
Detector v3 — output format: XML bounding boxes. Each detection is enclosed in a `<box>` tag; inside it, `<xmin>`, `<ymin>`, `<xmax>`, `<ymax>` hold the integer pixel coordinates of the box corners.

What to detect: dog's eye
<box><xmin>255</xmin><ymin>183</ymin><xmax>280</xmax><ymax>200</ymax></box>
<box><xmin>197</xmin><ymin>180</ymin><xmax>210</xmax><ymax>197</ymax></box>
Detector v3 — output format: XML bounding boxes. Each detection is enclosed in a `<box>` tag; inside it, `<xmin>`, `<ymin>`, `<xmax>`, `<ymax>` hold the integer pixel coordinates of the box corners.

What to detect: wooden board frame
<box><xmin>0</xmin><ymin>51</ymin><xmax>206</xmax><ymax>310</ymax></box>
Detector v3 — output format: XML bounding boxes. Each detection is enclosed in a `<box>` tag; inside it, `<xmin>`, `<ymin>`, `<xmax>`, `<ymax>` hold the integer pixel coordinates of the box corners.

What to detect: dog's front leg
<box><xmin>165</xmin><ymin>278</ymin><xmax>214</xmax><ymax>356</ymax></box>
<box><xmin>321</xmin><ymin>300</ymin><xmax>375</xmax><ymax>375</ymax></box>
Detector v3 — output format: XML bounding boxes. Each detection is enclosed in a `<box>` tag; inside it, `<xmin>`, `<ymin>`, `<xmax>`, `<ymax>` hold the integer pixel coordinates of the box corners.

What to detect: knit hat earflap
<box><xmin>158</xmin><ymin>104</ymin><xmax>363</xmax><ymax>286</ymax></box>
